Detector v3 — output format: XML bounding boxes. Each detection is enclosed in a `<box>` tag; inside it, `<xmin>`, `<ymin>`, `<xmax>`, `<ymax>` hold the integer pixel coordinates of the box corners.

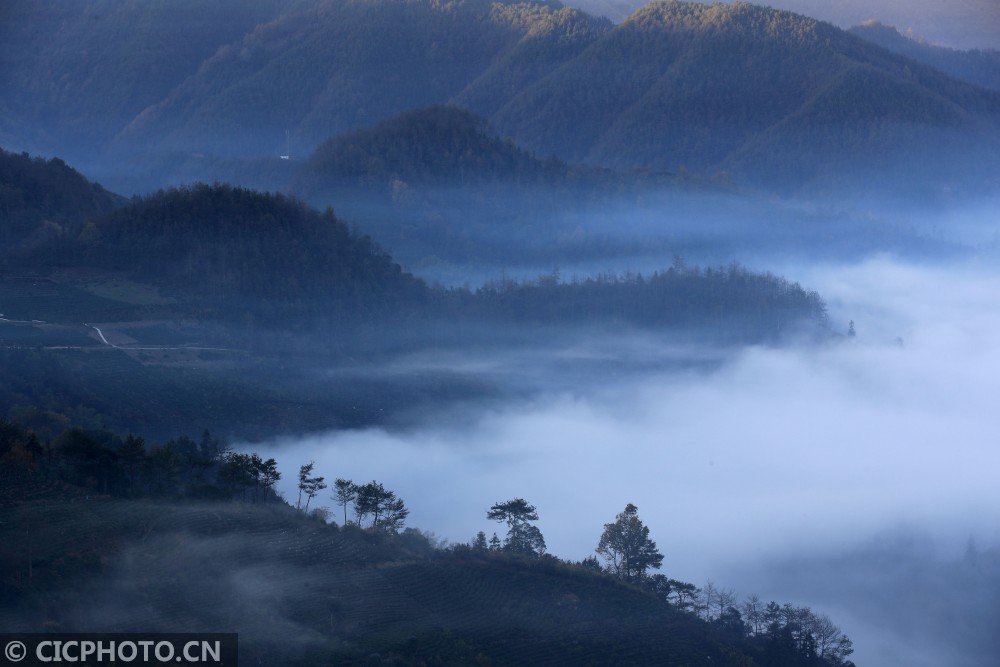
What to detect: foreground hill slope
<box><xmin>0</xmin><ymin>454</ymin><xmax>854</xmax><ymax>666</ymax></box>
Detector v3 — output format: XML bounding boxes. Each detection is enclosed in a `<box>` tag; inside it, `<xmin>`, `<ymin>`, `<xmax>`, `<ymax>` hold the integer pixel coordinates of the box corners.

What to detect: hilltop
<box><xmin>0</xmin><ymin>421</ymin><xmax>857</xmax><ymax>666</ymax></box>
<box><xmin>30</xmin><ymin>183</ymin><xmax>426</xmax><ymax>318</ymax></box>
<box><xmin>0</xmin><ymin>148</ymin><xmax>124</xmax><ymax>252</ymax></box>
<box><xmin>295</xmin><ymin>105</ymin><xmax>569</xmax><ymax>195</ymax></box>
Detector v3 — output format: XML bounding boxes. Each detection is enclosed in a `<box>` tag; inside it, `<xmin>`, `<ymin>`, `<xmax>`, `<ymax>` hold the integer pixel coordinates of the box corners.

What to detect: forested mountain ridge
<box><xmin>1</xmin><ymin>157</ymin><xmax>830</xmax><ymax>438</ymax></box>
<box><xmin>849</xmin><ymin>21</ymin><xmax>1000</xmax><ymax>92</ymax></box>
<box><xmin>8</xmin><ymin>175</ymin><xmax>827</xmax><ymax>340</ymax></box>
<box><xmin>485</xmin><ymin>0</ymin><xmax>1000</xmax><ymax>192</ymax></box>
<box><xmin>111</xmin><ymin>0</ymin><xmax>608</xmax><ymax>159</ymax></box>
<box><xmin>4</xmin><ymin>0</ymin><xmax>1000</xmax><ymax>196</ymax></box>
<box><xmin>0</xmin><ymin>0</ymin><xmax>304</xmax><ymax>158</ymax></box>
<box><xmin>289</xmin><ymin>105</ymin><xmax>601</xmax><ymax>263</ymax></box>
<box><xmin>29</xmin><ymin>183</ymin><xmax>427</xmax><ymax>317</ymax></box>
<box><xmin>0</xmin><ymin>148</ymin><xmax>124</xmax><ymax>251</ymax></box>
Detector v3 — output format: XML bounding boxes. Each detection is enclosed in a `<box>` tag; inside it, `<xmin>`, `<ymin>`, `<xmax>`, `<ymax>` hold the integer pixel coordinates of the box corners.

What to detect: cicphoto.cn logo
<box><xmin>0</xmin><ymin>634</ymin><xmax>237</xmax><ymax>666</ymax></box>
<box><xmin>4</xmin><ymin>641</ymin><xmax>26</xmax><ymax>662</ymax></box>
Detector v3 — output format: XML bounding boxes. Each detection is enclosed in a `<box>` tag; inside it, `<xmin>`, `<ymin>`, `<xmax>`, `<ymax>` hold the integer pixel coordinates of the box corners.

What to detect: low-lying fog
<box><xmin>254</xmin><ymin>254</ymin><xmax>1000</xmax><ymax>666</ymax></box>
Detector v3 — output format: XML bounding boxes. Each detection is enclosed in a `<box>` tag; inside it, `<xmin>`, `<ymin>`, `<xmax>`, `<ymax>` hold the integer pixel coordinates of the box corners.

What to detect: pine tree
<box><xmin>596</xmin><ymin>503</ymin><xmax>663</xmax><ymax>583</ymax></box>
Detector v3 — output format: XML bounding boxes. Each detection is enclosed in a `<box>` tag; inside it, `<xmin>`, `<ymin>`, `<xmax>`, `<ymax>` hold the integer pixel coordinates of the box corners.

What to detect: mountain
<box><xmin>567</xmin><ymin>0</ymin><xmax>1000</xmax><ymax>51</ymax></box>
<box><xmin>111</xmin><ymin>0</ymin><xmax>608</xmax><ymax>160</ymax></box>
<box><xmin>295</xmin><ymin>105</ymin><xmax>569</xmax><ymax>195</ymax></box>
<box><xmin>849</xmin><ymin>21</ymin><xmax>1000</xmax><ymax>91</ymax></box>
<box><xmin>484</xmin><ymin>1</ymin><xmax>1000</xmax><ymax>194</ymax></box>
<box><xmin>0</xmin><ymin>0</ymin><xmax>300</xmax><ymax>158</ymax></box>
<box><xmin>6</xmin><ymin>0</ymin><xmax>998</xmax><ymax>197</ymax></box>
<box><xmin>30</xmin><ymin>183</ymin><xmax>426</xmax><ymax>317</ymax></box>
<box><xmin>0</xmin><ymin>147</ymin><xmax>124</xmax><ymax>251</ymax></box>
<box><xmin>290</xmin><ymin>105</ymin><xmax>597</xmax><ymax>265</ymax></box>
<box><xmin>1</xmin><ymin>155</ymin><xmax>830</xmax><ymax>438</ymax></box>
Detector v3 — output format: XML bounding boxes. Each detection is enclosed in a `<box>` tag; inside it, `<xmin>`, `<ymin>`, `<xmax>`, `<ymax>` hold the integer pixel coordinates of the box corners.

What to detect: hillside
<box><xmin>295</xmin><ymin>105</ymin><xmax>568</xmax><ymax>194</ymax></box>
<box><xmin>0</xmin><ymin>0</ymin><xmax>301</xmax><ymax>158</ymax></box>
<box><xmin>4</xmin><ymin>0</ymin><xmax>999</xmax><ymax>197</ymax></box>
<box><xmin>29</xmin><ymin>183</ymin><xmax>426</xmax><ymax>318</ymax></box>
<box><xmin>1</xmin><ymin>161</ymin><xmax>831</xmax><ymax>439</ymax></box>
<box><xmin>0</xmin><ymin>427</ymin><xmax>856</xmax><ymax>666</ymax></box>
<box><xmin>0</xmin><ymin>148</ymin><xmax>123</xmax><ymax>251</ymax></box>
<box><xmin>290</xmin><ymin>105</ymin><xmax>604</xmax><ymax>265</ymax></box>
<box><xmin>849</xmin><ymin>21</ymin><xmax>1000</xmax><ymax>92</ymax></box>
<box><xmin>567</xmin><ymin>0</ymin><xmax>1000</xmax><ymax>51</ymax></box>
<box><xmin>484</xmin><ymin>1</ymin><xmax>1000</xmax><ymax>193</ymax></box>
<box><xmin>112</xmin><ymin>0</ymin><xmax>607</xmax><ymax>160</ymax></box>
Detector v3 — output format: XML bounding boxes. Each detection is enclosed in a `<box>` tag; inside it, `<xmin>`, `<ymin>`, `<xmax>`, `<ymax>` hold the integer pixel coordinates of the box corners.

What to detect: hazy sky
<box><xmin>567</xmin><ymin>0</ymin><xmax>1000</xmax><ymax>50</ymax></box>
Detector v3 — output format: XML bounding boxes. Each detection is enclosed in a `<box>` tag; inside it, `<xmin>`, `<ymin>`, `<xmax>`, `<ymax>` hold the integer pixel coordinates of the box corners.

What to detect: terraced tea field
<box><xmin>0</xmin><ymin>481</ymin><xmax>734</xmax><ymax>666</ymax></box>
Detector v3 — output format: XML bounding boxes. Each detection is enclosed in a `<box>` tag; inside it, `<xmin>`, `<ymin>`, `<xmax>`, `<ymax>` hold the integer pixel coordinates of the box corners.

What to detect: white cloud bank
<box><xmin>257</xmin><ymin>256</ymin><xmax>1000</xmax><ymax>579</ymax></box>
<box><xmin>248</xmin><ymin>255</ymin><xmax>1000</xmax><ymax>666</ymax></box>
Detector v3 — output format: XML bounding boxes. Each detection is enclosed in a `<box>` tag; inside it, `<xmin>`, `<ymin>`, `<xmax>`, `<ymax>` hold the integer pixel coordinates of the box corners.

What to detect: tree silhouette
<box><xmin>332</xmin><ymin>478</ymin><xmax>356</xmax><ymax>525</ymax></box>
<box><xmin>259</xmin><ymin>457</ymin><xmax>281</xmax><ymax>501</ymax></box>
<box><xmin>303</xmin><ymin>474</ymin><xmax>326</xmax><ymax>512</ymax></box>
<box><xmin>487</xmin><ymin>498</ymin><xmax>546</xmax><ymax>556</ymax></box>
<box><xmin>354</xmin><ymin>480</ymin><xmax>409</xmax><ymax>532</ymax></box>
<box><xmin>596</xmin><ymin>503</ymin><xmax>663</xmax><ymax>583</ymax></box>
<box><xmin>119</xmin><ymin>434</ymin><xmax>146</xmax><ymax>497</ymax></box>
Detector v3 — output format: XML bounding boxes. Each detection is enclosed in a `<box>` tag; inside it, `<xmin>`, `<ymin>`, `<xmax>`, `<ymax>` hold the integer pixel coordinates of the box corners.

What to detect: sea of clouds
<box><xmin>255</xmin><ymin>254</ymin><xmax>1000</xmax><ymax>666</ymax></box>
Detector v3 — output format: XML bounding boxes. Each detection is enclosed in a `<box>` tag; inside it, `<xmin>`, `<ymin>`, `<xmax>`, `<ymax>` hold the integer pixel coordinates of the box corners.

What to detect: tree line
<box><xmin>2</xmin><ymin>418</ymin><xmax>853</xmax><ymax>666</ymax></box>
<box><xmin>295</xmin><ymin>462</ymin><xmax>411</xmax><ymax>534</ymax></box>
<box><xmin>464</xmin><ymin>497</ymin><xmax>855</xmax><ymax>667</ymax></box>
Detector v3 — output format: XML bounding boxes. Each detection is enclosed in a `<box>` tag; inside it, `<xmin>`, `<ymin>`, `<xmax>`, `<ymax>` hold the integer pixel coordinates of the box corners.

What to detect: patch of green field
<box><xmin>78</xmin><ymin>278</ymin><xmax>175</xmax><ymax>306</ymax></box>
<box><xmin>0</xmin><ymin>322</ymin><xmax>96</xmax><ymax>347</ymax></box>
<box><xmin>0</xmin><ymin>275</ymin><xmax>142</xmax><ymax>323</ymax></box>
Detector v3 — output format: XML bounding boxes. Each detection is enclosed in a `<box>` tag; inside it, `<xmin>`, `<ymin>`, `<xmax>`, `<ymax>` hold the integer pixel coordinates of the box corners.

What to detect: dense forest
<box><xmin>32</xmin><ymin>183</ymin><xmax>426</xmax><ymax>318</ymax></box>
<box><xmin>3</xmin><ymin>0</ymin><xmax>1000</xmax><ymax>196</ymax></box>
<box><xmin>0</xmin><ymin>148</ymin><xmax>123</xmax><ymax>251</ymax></box>
<box><xmin>290</xmin><ymin>105</ymin><xmax>664</xmax><ymax>267</ymax></box>
<box><xmin>287</xmin><ymin>104</ymin><xmax>959</xmax><ymax>269</ymax></box>
<box><xmin>295</xmin><ymin>105</ymin><xmax>570</xmax><ymax>194</ymax></box>
<box><xmin>0</xmin><ymin>417</ymin><xmax>857</xmax><ymax>666</ymax></box>
<box><xmin>0</xmin><ymin>159</ymin><xmax>831</xmax><ymax>440</ymax></box>
<box><xmin>849</xmin><ymin>21</ymin><xmax>1000</xmax><ymax>92</ymax></box>
<box><xmin>7</xmin><ymin>176</ymin><xmax>829</xmax><ymax>337</ymax></box>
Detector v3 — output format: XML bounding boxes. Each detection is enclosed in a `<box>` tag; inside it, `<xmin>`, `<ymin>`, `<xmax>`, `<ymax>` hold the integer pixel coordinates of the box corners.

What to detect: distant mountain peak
<box><xmin>849</xmin><ymin>18</ymin><xmax>1000</xmax><ymax>91</ymax></box>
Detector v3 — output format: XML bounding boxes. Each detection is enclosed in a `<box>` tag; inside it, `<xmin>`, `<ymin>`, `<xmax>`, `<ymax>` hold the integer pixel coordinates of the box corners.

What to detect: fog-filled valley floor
<box><xmin>3</xmin><ymin>151</ymin><xmax>1000</xmax><ymax>667</ymax></box>
<box><xmin>250</xmin><ymin>256</ymin><xmax>1000</xmax><ymax>667</ymax></box>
